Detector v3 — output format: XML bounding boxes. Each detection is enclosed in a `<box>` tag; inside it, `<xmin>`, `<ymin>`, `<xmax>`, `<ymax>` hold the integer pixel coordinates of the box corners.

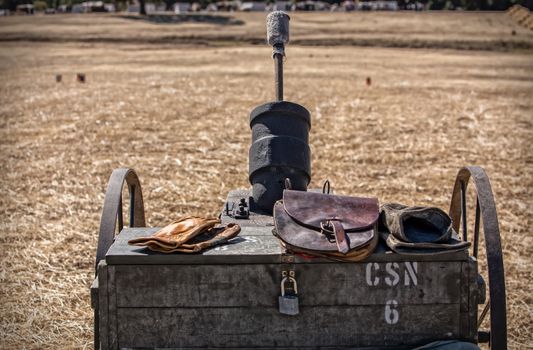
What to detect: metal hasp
<box><xmin>248</xmin><ymin>11</ymin><xmax>312</xmax><ymax>213</ymax></box>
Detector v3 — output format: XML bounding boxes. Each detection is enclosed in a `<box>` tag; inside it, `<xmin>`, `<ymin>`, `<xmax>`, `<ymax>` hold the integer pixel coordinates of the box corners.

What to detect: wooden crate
<box><xmin>92</xmin><ymin>190</ymin><xmax>480</xmax><ymax>349</ymax></box>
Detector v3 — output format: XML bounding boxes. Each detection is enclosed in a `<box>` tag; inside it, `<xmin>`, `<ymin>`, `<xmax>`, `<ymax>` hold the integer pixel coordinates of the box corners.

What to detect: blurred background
<box><xmin>0</xmin><ymin>0</ymin><xmax>532</xmax><ymax>17</ymax></box>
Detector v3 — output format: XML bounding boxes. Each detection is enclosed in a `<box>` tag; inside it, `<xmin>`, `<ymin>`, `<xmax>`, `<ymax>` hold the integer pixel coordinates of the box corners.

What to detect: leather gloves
<box><xmin>128</xmin><ymin>216</ymin><xmax>240</xmax><ymax>253</ymax></box>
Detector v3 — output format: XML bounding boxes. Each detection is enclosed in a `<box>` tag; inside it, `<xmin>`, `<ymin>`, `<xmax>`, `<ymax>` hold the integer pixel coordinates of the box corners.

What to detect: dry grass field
<box><xmin>0</xmin><ymin>11</ymin><xmax>532</xmax><ymax>349</ymax></box>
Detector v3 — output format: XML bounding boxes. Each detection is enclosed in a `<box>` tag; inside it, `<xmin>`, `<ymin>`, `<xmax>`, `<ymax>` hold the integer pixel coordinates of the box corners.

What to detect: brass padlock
<box><xmin>278</xmin><ymin>275</ymin><xmax>299</xmax><ymax>316</ymax></box>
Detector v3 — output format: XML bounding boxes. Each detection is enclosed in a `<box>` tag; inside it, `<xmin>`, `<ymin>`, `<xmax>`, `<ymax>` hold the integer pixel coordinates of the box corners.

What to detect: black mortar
<box><xmin>248</xmin><ymin>101</ymin><xmax>311</xmax><ymax>213</ymax></box>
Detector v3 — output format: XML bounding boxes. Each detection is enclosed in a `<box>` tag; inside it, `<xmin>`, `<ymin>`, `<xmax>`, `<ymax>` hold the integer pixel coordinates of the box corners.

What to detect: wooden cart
<box><xmin>91</xmin><ymin>166</ymin><xmax>507</xmax><ymax>350</ymax></box>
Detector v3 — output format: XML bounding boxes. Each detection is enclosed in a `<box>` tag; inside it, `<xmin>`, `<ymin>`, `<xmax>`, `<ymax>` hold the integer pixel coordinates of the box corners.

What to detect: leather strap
<box><xmin>331</xmin><ymin>220</ymin><xmax>350</xmax><ymax>254</ymax></box>
<box><xmin>274</xmin><ymin>200</ymin><xmax>376</xmax><ymax>255</ymax></box>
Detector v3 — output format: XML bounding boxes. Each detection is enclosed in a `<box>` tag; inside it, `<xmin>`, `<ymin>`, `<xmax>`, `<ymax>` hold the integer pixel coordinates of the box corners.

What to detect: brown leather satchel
<box><xmin>273</xmin><ymin>190</ymin><xmax>379</xmax><ymax>261</ymax></box>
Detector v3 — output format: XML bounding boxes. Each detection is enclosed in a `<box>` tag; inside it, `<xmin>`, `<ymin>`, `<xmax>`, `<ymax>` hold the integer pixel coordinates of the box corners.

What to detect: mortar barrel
<box><xmin>248</xmin><ymin>101</ymin><xmax>311</xmax><ymax>213</ymax></box>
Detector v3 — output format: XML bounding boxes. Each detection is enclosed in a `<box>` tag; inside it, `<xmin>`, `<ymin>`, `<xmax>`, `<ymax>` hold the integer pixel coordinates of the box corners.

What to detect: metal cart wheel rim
<box><xmin>449</xmin><ymin>166</ymin><xmax>507</xmax><ymax>350</ymax></box>
<box><xmin>94</xmin><ymin>168</ymin><xmax>146</xmax><ymax>350</ymax></box>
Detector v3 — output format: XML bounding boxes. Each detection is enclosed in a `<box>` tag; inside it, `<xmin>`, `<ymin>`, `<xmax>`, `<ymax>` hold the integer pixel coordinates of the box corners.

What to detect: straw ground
<box><xmin>0</xmin><ymin>12</ymin><xmax>532</xmax><ymax>349</ymax></box>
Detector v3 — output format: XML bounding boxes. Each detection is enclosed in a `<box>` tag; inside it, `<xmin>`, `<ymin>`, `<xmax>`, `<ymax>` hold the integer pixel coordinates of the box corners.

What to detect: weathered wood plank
<box><xmin>115</xmin><ymin>261</ymin><xmax>461</xmax><ymax>308</ymax></box>
<box><xmin>457</xmin><ymin>257</ymin><xmax>480</xmax><ymax>343</ymax></box>
<box><xmin>106</xmin><ymin>227</ymin><xmax>467</xmax><ymax>266</ymax></box>
<box><xmin>108</xmin><ymin>266</ymin><xmax>118</xmax><ymax>349</ymax></box>
<box><xmin>120</xmin><ymin>347</ymin><xmax>414</xmax><ymax>350</ymax></box>
<box><xmin>97</xmin><ymin>261</ymin><xmax>109</xmax><ymax>350</ymax></box>
<box><xmin>466</xmin><ymin>257</ymin><xmax>479</xmax><ymax>342</ymax></box>
<box><xmin>116</xmin><ymin>305</ymin><xmax>460</xmax><ymax>348</ymax></box>
<box><xmin>459</xmin><ymin>260</ymin><xmax>469</xmax><ymax>340</ymax></box>
<box><xmin>459</xmin><ymin>262</ymin><xmax>470</xmax><ymax>339</ymax></box>
<box><xmin>91</xmin><ymin>278</ymin><xmax>98</xmax><ymax>310</ymax></box>
<box><xmin>106</xmin><ymin>228</ymin><xmax>282</xmax><ymax>265</ymax></box>
<box><xmin>91</xmin><ymin>277</ymin><xmax>99</xmax><ymax>350</ymax></box>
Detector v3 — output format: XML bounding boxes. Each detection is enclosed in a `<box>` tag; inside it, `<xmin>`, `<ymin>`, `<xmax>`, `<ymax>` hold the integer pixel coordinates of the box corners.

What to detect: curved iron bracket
<box><xmin>449</xmin><ymin>166</ymin><xmax>507</xmax><ymax>350</ymax></box>
<box><xmin>95</xmin><ymin>168</ymin><xmax>146</xmax><ymax>273</ymax></box>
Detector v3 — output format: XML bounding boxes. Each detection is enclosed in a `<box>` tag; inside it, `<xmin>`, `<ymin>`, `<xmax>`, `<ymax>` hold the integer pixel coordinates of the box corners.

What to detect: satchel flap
<box><xmin>283</xmin><ymin>190</ymin><xmax>379</xmax><ymax>231</ymax></box>
<box><xmin>273</xmin><ymin>201</ymin><xmax>376</xmax><ymax>253</ymax></box>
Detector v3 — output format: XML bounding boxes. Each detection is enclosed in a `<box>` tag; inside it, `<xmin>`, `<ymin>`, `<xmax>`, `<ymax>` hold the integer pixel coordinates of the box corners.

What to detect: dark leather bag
<box><xmin>273</xmin><ymin>190</ymin><xmax>379</xmax><ymax>261</ymax></box>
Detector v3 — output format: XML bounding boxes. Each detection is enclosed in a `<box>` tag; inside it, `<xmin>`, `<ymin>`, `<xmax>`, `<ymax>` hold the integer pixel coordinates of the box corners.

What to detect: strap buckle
<box><xmin>320</xmin><ymin>219</ymin><xmax>349</xmax><ymax>254</ymax></box>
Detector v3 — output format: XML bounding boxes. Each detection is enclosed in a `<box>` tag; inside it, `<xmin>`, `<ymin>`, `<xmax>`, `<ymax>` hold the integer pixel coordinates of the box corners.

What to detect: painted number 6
<box><xmin>385</xmin><ymin>300</ymin><xmax>399</xmax><ymax>325</ymax></box>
